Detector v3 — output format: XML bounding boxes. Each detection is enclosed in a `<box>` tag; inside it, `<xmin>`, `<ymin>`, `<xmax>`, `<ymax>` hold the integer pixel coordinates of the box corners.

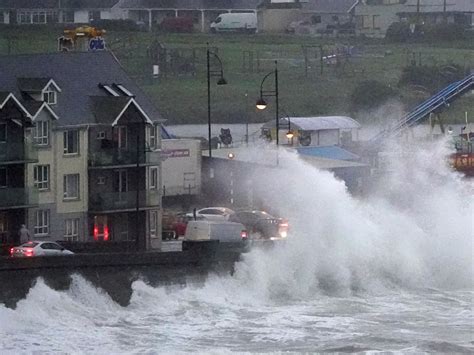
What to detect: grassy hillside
<box><xmin>0</xmin><ymin>27</ymin><xmax>472</xmax><ymax>126</ymax></box>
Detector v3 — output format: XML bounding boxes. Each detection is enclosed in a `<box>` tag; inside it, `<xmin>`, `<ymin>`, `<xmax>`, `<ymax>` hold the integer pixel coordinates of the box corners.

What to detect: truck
<box><xmin>210</xmin><ymin>13</ymin><xmax>257</xmax><ymax>34</ymax></box>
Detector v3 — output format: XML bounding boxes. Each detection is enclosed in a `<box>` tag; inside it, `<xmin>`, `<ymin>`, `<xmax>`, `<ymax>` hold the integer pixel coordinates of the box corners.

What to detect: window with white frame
<box><xmin>34</xmin><ymin>121</ymin><xmax>49</xmax><ymax>145</ymax></box>
<box><xmin>150</xmin><ymin>210</ymin><xmax>158</xmax><ymax>238</ymax></box>
<box><xmin>64</xmin><ymin>219</ymin><xmax>79</xmax><ymax>241</ymax></box>
<box><xmin>0</xmin><ymin>168</ymin><xmax>6</xmax><ymax>188</ymax></box>
<box><xmin>34</xmin><ymin>210</ymin><xmax>49</xmax><ymax>236</ymax></box>
<box><xmin>34</xmin><ymin>165</ymin><xmax>50</xmax><ymax>190</ymax></box>
<box><xmin>0</xmin><ymin>123</ymin><xmax>6</xmax><ymax>143</ymax></box>
<box><xmin>63</xmin><ymin>174</ymin><xmax>79</xmax><ymax>200</ymax></box>
<box><xmin>149</xmin><ymin>125</ymin><xmax>159</xmax><ymax>149</ymax></box>
<box><xmin>149</xmin><ymin>167</ymin><xmax>158</xmax><ymax>190</ymax></box>
<box><xmin>63</xmin><ymin>130</ymin><xmax>79</xmax><ymax>154</ymax></box>
<box><xmin>43</xmin><ymin>90</ymin><xmax>57</xmax><ymax>105</ymax></box>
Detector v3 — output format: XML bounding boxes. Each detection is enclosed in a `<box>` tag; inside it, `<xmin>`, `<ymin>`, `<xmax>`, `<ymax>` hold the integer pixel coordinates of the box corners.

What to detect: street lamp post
<box><xmin>256</xmin><ymin>60</ymin><xmax>279</xmax><ymax>146</ymax></box>
<box><xmin>207</xmin><ymin>43</ymin><xmax>227</xmax><ymax>158</ymax></box>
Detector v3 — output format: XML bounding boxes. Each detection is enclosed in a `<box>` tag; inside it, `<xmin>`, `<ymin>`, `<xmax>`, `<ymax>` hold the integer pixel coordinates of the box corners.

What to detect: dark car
<box><xmin>229</xmin><ymin>210</ymin><xmax>288</xmax><ymax>240</ymax></box>
<box><xmin>159</xmin><ymin>16</ymin><xmax>194</xmax><ymax>32</ymax></box>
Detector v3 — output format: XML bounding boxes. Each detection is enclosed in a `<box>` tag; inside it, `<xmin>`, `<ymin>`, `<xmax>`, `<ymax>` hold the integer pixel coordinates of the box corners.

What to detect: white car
<box><xmin>186</xmin><ymin>207</ymin><xmax>235</xmax><ymax>221</ymax></box>
<box><xmin>10</xmin><ymin>241</ymin><xmax>74</xmax><ymax>258</ymax></box>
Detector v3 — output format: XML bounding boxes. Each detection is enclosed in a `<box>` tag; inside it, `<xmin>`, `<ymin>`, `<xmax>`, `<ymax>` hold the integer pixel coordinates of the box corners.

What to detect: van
<box><xmin>210</xmin><ymin>13</ymin><xmax>257</xmax><ymax>34</ymax></box>
<box><xmin>184</xmin><ymin>220</ymin><xmax>248</xmax><ymax>242</ymax></box>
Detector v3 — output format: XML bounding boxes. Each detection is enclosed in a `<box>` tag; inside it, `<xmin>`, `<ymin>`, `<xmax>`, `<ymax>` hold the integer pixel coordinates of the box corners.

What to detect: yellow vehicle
<box><xmin>58</xmin><ymin>26</ymin><xmax>106</xmax><ymax>52</ymax></box>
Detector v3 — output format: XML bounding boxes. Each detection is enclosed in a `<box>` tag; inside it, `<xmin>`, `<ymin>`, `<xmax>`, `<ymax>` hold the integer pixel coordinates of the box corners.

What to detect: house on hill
<box><xmin>0</xmin><ymin>0</ymin><xmax>121</xmax><ymax>25</ymax></box>
<box><xmin>117</xmin><ymin>0</ymin><xmax>262</xmax><ymax>32</ymax></box>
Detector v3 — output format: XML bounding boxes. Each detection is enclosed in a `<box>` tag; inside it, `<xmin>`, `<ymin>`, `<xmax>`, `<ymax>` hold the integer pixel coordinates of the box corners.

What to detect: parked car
<box><xmin>10</xmin><ymin>241</ymin><xmax>74</xmax><ymax>258</ymax></box>
<box><xmin>186</xmin><ymin>207</ymin><xmax>235</xmax><ymax>221</ymax></box>
<box><xmin>159</xmin><ymin>16</ymin><xmax>194</xmax><ymax>32</ymax></box>
<box><xmin>229</xmin><ymin>210</ymin><xmax>288</xmax><ymax>240</ymax></box>
<box><xmin>184</xmin><ymin>220</ymin><xmax>248</xmax><ymax>242</ymax></box>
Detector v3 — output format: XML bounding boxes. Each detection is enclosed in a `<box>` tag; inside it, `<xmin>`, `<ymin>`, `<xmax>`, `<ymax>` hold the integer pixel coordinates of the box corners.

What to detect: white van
<box><xmin>185</xmin><ymin>220</ymin><xmax>248</xmax><ymax>242</ymax></box>
<box><xmin>210</xmin><ymin>13</ymin><xmax>257</xmax><ymax>34</ymax></box>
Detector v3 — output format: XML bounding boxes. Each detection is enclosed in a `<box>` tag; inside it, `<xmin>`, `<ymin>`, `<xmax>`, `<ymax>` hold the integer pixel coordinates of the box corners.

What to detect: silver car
<box><xmin>10</xmin><ymin>241</ymin><xmax>74</xmax><ymax>258</ymax></box>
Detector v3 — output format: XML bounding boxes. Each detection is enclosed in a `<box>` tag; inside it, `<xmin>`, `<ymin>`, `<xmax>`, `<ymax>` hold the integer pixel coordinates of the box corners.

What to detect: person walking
<box><xmin>18</xmin><ymin>224</ymin><xmax>32</xmax><ymax>245</ymax></box>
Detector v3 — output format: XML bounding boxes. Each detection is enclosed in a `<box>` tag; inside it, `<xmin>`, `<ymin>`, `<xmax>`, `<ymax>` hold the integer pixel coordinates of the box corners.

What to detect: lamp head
<box><xmin>227</xmin><ymin>152</ymin><xmax>235</xmax><ymax>160</ymax></box>
<box><xmin>256</xmin><ymin>98</ymin><xmax>267</xmax><ymax>110</ymax></box>
<box><xmin>286</xmin><ymin>131</ymin><xmax>294</xmax><ymax>140</ymax></box>
<box><xmin>217</xmin><ymin>77</ymin><xmax>227</xmax><ymax>85</ymax></box>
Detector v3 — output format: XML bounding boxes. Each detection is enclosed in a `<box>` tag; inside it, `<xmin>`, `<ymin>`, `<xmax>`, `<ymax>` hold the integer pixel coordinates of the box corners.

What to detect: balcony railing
<box><xmin>88</xmin><ymin>147</ymin><xmax>160</xmax><ymax>167</ymax></box>
<box><xmin>0</xmin><ymin>141</ymin><xmax>38</xmax><ymax>163</ymax></box>
<box><xmin>89</xmin><ymin>190</ymin><xmax>160</xmax><ymax>212</ymax></box>
<box><xmin>0</xmin><ymin>188</ymin><xmax>38</xmax><ymax>208</ymax></box>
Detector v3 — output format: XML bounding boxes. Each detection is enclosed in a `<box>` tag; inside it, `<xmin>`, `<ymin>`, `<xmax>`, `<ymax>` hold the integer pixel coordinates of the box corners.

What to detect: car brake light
<box><xmin>10</xmin><ymin>248</ymin><xmax>14</xmax><ymax>256</ymax></box>
<box><xmin>93</xmin><ymin>225</ymin><xmax>99</xmax><ymax>241</ymax></box>
<box><xmin>24</xmin><ymin>248</ymin><xmax>35</xmax><ymax>257</ymax></box>
<box><xmin>241</xmin><ymin>230</ymin><xmax>248</xmax><ymax>240</ymax></box>
<box><xmin>104</xmin><ymin>225</ymin><xmax>109</xmax><ymax>241</ymax></box>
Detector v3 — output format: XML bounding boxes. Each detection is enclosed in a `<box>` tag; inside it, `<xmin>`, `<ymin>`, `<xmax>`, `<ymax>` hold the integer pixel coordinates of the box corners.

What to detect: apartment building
<box><xmin>0</xmin><ymin>51</ymin><xmax>163</xmax><ymax>250</ymax></box>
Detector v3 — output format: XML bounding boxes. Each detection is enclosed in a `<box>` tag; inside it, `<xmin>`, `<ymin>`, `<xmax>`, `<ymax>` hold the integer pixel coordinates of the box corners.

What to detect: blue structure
<box><xmin>371</xmin><ymin>73</ymin><xmax>474</xmax><ymax>142</ymax></box>
<box><xmin>297</xmin><ymin>146</ymin><xmax>360</xmax><ymax>161</ymax></box>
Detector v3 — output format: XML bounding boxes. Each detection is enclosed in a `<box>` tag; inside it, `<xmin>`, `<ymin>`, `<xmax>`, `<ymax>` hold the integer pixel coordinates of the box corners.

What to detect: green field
<box><xmin>0</xmin><ymin>27</ymin><xmax>472</xmax><ymax>125</ymax></box>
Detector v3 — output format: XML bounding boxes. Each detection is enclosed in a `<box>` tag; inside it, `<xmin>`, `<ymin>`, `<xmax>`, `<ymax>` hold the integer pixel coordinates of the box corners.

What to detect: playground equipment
<box><xmin>58</xmin><ymin>26</ymin><xmax>106</xmax><ymax>52</ymax></box>
<box><xmin>370</xmin><ymin>73</ymin><xmax>474</xmax><ymax>142</ymax></box>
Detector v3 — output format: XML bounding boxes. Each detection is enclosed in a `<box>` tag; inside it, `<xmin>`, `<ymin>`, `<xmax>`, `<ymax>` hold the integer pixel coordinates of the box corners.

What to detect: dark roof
<box><xmin>0</xmin><ymin>92</ymin><xmax>10</xmax><ymax>104</ymax></box>
<box><xmin>0</xmin><ymin>51</ymin><xmax>163</xmax><ymax>127</ymax></box>
<box><xmin>120</xmin><ymin>0</ymin><xmax>260</xmax><ymax>10</ymax></box>
<box><xmin>302</xmin><ymin>0</ymin><xmax>358</xmax><ymax>14</ymax></box>
<box><xmin>90</xmin><ymin>96</ymin><xmax>130</xmax><ymax>125</ymax></box>
<box><xmin>0</xmin><ymin>0</ymin><xmax>119</xmax><ymax>9</ymax></box>
<box><xmin>17</xmin><ymin>77</ymin><xmax>51</xmax><ymax>92</ymax></box>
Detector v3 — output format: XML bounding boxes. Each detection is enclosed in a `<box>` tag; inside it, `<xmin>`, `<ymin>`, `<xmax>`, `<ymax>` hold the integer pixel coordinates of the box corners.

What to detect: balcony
<box><xmin>0</xmin><ymin>188</ymin><xmax>38</xmax><ymax>209</ymax></box>
<box><xmin>89</xmin><ymin>190</ymin><xmax>160</xmax><ymax>212</ymax></box>
<box><xmin>88</xmin><ymin>147</ymin><xmax>160</xmax><ymax>168</ymax></box>
<box><xmin>0</xmin><ymin>141</ymin><xmax>38</xmax><ymax>164</ymax></box>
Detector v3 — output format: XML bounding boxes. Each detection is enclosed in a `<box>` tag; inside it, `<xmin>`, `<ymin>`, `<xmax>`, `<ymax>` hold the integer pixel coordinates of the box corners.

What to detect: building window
<box><xmin>63</xmin><ymin>130</ymin><xmax>79</xmax><ymax>154</ymax></box>
<box><xmin>373</xmin><ymin>15</ymin><xmax>381</xmax><ymax>30</ymax></box>
<box><xmin>64</xmin><ymin>219</ymin><xmax>79</xmax><ymax>241</ymax></box>
<box><xmin>113</xmin><ymin>170</ymin><xmax>128</xmax><ymax>193</ymax></box>
<box><xmin>0</xmin><ymin>123</ymin><xmax>6</xmax><ymax>143</ymax></box>
<box><xmin>34</xmin><ymin>210</ymin><xmax>49</xmax><ymax>236</ymax></box>
<box><xmin>63</xmin><ymin>174</ymin><xmax>79</xmax><ymax>200</ymax></box>
<box><xmin>150</xmin><ymin>210</ymin><xmax>158</xmax><ymax>238</ymax></box>
<box><xmin>311</xmin><ymin>15</ymin><xmax>321</xmax><ymax>24</ymax></box>
<box><xmin>97</xmin><ymin>176</ymin><xmax>106</xmax><ymax>185</ymax></box>
<box><xmin>18</xmin><ymin>11</ymin><xmax>32</xmax><ymax>24</ymax></box>
<box><xmin>34</xmin><ymin>165</ymin><xmax>50</xmax><ymax>190</ymax></box>
<box><xmin>150</xmin><ymin>167</ymin><xmax>158</xmax><ymax>189</ymax></box>
<box><xmin>97</xmin><ymin>131</ymin><xmax>106</xmax><ymax>139</ymax></box>
<box><xmin>34</xmin><ymin>121</ymin><xmax>49</xmax><ymax>145</ymax></box>
<box><xmin>0</xmin><ymin>168</ymin><xmax>6</xmax><ymax>188</ymax></box>
<box><xmin>43</xmin><ymin>91</ymin><xmax>57</xmax><ymax>105</ymax></box>
<box><xmin>114</xmin><ymin>126</ymin><xmax>127</xmax><ymax>149</ymax></box>
<box><xmin>32</xmin><ymin>11</ymin><xmax>46</xmax><ymax>24</ymax></box>
<box><xmin>149</xmin><ymin>125</ymin><xmax>159</xmax><ymax>149</ymax></box>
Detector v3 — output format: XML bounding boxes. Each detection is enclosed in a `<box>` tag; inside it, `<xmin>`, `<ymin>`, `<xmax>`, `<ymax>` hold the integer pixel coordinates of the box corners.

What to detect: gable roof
<box><xmin>404</xmin><ymin>0</ymin><xmax>474</xmax><ymax>13</ymax></box>
<box><xmin>263</xmin><ymin>116</ymin><xmax>361</xmax><ymax>131</ymax></box>
<box><xmin>0</xmin><ymin>51</ymin><xmax>163</xmax><ymax>127</ymax></box>
<box><xmin>302</xmin><ymin>0</ymin><xmax>358</xmax><ymax>14</ymax></box>
<box><xmin>0</xmin><ymin>0</ymin><xmax>119</xmax><ymax>9</ymax></box>
<box><xmin>17</xmin><ymin>78</ymin><xmax>61</xmax><ymax>93</ymax></box>
<box><xmin>90</xmin><ymin>96</ymin><xmax>152</xmax><ymax>126</ymax></box>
